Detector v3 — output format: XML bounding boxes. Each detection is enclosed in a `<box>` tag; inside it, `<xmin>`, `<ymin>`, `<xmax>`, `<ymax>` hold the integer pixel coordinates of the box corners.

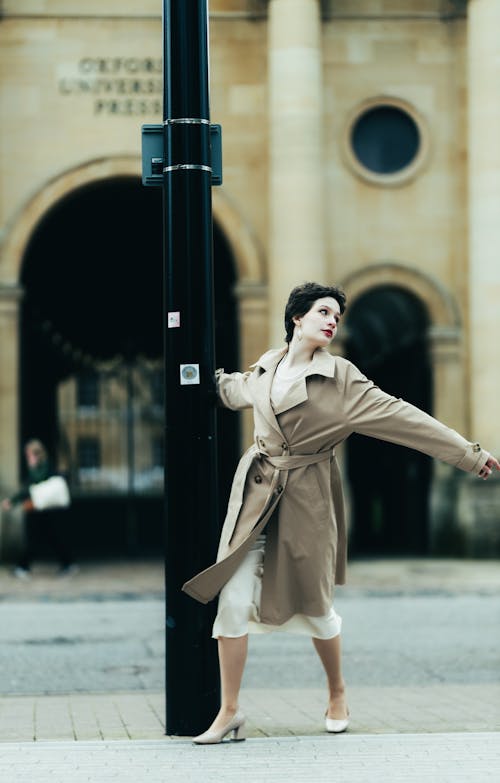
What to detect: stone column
<box><xmin>0</xmin><ymin>286</ymin><xmax>23</xmax><ymax>559</ymax></box>
<box><xmin>235</xmin><ymin>281</ymin><xmax>268</xmax><ymax>446</ymax></box>
<box><xmin>467</xmin><ymin>0</ymin><xmax>500</xmax><ymax>450</ymax></box>
<box><xmin>428</xmin><ymin>326</ymin><xmax>465</xmax><ymax>433</ymax></box>
<box><xmin>0</xmin><ymin>286</ymin><xmax>22</xmax><ymax>490</ymax></box>
<box><xmin>457</xmin><ymin>0</ymin><xmax>500</xmax><ymax>557</ymax></box>
<box><xmin>427</xmin><ymin>327</ymin><xmax>467</xmax><ymax>554</ymax></box>
<box><xmin>268</xmin><ymin>0</ymin><xmax>326</xmax><ymax>345</ymax></box>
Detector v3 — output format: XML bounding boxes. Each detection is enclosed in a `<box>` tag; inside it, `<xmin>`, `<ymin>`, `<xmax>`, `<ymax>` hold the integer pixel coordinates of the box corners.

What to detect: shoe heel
<box><xmin>230</xmin><ymin>725</ymin><xmax>246</xmax><ymax>742</ymax></box>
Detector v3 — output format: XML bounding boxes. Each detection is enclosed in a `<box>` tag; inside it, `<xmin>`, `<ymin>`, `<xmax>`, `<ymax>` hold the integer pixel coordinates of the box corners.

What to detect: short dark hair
<box><xmin>284</xmin><ymin>282</ymin><xmax>347</xmax><ymax>344</ymax></box>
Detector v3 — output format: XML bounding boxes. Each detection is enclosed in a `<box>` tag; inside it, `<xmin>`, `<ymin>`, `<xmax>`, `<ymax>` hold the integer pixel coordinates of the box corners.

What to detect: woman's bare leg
<box><xmin>205</xmin><ymin>635</ymin><xmax>248</xmax><ymax>730</ymax></box>
<box><xmin>312</xmin><ymin>635</ymin><xmax>349</xmax><ymax>719</ymax></box>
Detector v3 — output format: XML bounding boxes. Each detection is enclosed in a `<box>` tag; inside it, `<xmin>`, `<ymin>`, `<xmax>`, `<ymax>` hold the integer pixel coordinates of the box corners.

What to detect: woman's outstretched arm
<box><xmin>342</xmin><ymin>360</ymin><xmax>499</xmax><ymax>478</ymax></box>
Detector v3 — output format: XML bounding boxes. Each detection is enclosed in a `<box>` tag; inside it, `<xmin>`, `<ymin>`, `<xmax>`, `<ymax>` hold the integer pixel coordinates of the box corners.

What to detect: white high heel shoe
<box><xmin>193</xmin><ymin>710</ymin><xmax>246</xmax><ymax>745</ymax></box>
<box><xmin>325</xmin><ymin>708</ymin><xmax>350</xmax><ymax>734</ymax></box>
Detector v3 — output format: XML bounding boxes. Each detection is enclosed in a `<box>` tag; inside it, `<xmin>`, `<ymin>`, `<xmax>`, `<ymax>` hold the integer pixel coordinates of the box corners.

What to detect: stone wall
<box><xmin>1</xmin><ymin>0</ymin><xmax>498</xmax><ymax>556</ymax></box>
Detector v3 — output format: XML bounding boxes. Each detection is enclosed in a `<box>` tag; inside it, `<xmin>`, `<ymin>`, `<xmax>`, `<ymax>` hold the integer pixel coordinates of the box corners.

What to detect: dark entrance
<box><xmin>345</xmin><ymin>285</ymin><xmax>432</xmax><ymax>556</ymax></box>
<box><xmin>20</xmin><ymin>176</ymin><xmax>239</xmax><ymax>557</ymax></box>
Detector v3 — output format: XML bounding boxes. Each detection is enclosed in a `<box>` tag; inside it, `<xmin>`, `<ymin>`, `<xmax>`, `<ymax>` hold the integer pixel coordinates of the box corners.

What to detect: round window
<box><xmin>343</xmin><ymin>98</ymin><xmax>429</xmax><ymax>186</ymax></box>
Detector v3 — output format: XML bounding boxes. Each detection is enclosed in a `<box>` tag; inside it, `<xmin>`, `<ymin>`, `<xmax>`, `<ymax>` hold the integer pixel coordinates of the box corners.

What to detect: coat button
<box><xmin>259</xmin><ymin>439</ymin><xmax>266</xmax><ymax>448</ymax></box>
<box><xmin>254</xmin><ymin>475</ymin><xmax>262</xmax><ymax>484</ymax></box>
<box><xmin>281</xmin><ymin>443</ymin><xmax>288</xmax><ymax>450</ymax></box>
<box><xmin>276</xmin><ymin>485</ymin><xmax>283</xmax><ymax>494</ymax></box>
<box><xmin>472</xmin><ymin>443</ymin><xmax>481</xmax><ymax>453</ymax></box>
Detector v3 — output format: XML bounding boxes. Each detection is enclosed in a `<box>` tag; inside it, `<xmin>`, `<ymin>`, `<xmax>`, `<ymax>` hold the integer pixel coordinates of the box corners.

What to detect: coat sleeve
<box><xmin>342</xmin><ymin>361</ymin><xmax>489</xmax><ymax>476</ymax></box>
<box><xmin>215</xmin><ymin>368</ymin><xmax>254</xmax><ymax>410</ymax></box>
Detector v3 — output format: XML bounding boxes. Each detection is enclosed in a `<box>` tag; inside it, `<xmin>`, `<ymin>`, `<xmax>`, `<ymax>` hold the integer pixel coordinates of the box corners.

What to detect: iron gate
<box><xmin>57</xmin><ymin>359</ymin><xmax>164</xmax><ymax>497</ymax></box>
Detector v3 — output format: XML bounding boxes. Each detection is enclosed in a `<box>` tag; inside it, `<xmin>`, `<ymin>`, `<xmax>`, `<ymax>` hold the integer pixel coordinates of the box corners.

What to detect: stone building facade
<box><xmin>1</xmin><ymin>0</ymin><xmax>499</xmax><ymax>557</ymax></box>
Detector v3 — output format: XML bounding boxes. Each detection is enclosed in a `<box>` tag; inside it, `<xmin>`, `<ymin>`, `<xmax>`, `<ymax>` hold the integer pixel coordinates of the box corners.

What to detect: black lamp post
<box><xmin>162</xmin><ymin>0</ymin><xmax>220</xmax><ymax>736</ymax></box>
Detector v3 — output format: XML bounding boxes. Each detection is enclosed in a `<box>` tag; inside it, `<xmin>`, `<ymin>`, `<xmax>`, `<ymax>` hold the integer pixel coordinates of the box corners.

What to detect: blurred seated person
<box><xmin>1</xmin><ymin>439</ymin><xmax>78</xmax><ymax>579</ymax></box>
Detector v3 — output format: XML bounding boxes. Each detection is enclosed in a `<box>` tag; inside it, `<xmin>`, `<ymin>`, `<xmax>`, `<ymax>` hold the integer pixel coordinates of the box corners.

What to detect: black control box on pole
<box><xmin>160</xmin><ymin>0</ymin><xmax>220</xmax><ymax>736</ymax></box>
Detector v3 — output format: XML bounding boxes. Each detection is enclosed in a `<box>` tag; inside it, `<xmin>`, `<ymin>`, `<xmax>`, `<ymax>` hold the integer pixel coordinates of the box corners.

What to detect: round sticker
<box><xmin>182</xmin><ymin>365</ymin><xmax>197</xmax><ymax>381</ymax></box>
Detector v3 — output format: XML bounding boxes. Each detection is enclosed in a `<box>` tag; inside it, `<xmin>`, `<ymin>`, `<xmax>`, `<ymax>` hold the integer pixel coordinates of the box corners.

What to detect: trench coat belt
<box><xmin>263</xmin><ymin>450</ymin><xmax>334</xmax><ymax>470</ymax></box>
<box><xmin>257</xmin><ymin>449</ymin><xmax>335</xmax><ymax>504</ymax></box>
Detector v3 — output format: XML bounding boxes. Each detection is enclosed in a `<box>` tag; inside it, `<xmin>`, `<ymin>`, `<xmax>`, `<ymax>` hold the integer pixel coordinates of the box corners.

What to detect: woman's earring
<box><xmin>297</xmin><ymin>326</ymin><xmax>303</xmax><ymax>341</ymax></box>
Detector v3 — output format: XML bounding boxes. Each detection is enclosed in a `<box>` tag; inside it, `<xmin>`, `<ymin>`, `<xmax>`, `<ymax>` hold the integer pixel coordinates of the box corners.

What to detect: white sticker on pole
<box><xmin>180</xmin><ymin>364</ymin><xmax>200</xmax><ymax>385</ymax></box>
<box><xmin>168</xmin><ymin>312</ymin><xmax>180</xmax><ymax>328</ymax></box>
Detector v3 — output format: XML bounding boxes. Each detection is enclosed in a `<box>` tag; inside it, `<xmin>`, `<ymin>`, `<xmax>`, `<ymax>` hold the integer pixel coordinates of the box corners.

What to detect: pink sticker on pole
<box><xmin>168</xmin><ymin>312</ymin><xmax>180</xmax><ymax>328</ymax></box>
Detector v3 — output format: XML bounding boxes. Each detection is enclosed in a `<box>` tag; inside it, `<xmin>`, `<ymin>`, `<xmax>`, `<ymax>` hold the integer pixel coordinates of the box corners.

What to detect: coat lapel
<box><xmin>250</xmin><ymin>348</ymin><xmax>287</xmax><ymax>441</ymax></box>
<box><xmin>271</xmin><ymin>347</ymin><xmax>336</xmax><ymax>415</ymax></box>
<box><xmin>271</xmin><ymin>376</ymin><xmax>309</xmax><ymax>415</ymax></box>
<box><xmin>250</xmin><ymin>346</ymin><xmax>337</xmax><ymax>423</ymax></box>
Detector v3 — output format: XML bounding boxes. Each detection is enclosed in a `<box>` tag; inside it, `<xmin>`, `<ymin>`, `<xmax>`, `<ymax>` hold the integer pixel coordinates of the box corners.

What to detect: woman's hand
<box><xmin>479</xmin><ymin>455</ymin><xmax>500</xmax><ymax>480</ymax></box>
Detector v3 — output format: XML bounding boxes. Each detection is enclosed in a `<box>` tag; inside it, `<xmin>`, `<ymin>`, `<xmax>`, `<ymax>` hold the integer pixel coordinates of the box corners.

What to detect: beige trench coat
<box><xmin>182</xmin><ymin>347</ymin><xmax>488</xmax><ymax>625</ymax></box>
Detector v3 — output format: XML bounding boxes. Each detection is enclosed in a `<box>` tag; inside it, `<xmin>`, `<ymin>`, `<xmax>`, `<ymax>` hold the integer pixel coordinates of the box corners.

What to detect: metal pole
<box><xmin>162</xmin><ymin>0</ymin><xmax>220</xmax><ymax>736</ymax></box>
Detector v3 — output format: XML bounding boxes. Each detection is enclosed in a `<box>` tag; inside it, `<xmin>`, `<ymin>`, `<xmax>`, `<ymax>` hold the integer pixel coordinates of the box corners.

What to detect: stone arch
<box><xmin>2</xmin><ymin>156</ymin><xmax>141</xmax><ymax>283</ymax></box>
<box><xmin>344</xmin><ymin>285</ymin><xmax>433</xmax><ymax>556</ymax></box>
<box><xmin>0</xmin><ymin>156</ymin><xmax>267</xmax><ymax>476</ymax></box>
<box><xmin>211</xmin><ymin>189</ymin><xmax>268</xmax><ymax>445</ymax></box>
<box><xmin>340</xmin><ymin>260</ymin><xmax>466</xmax><ymax>436</ymax></box>
<box><xmin>339</xmin><ymin>264</ymin><xmax>468</xmax><ymax>557</ymax></box>
<box><xmin>2</xmin><ymin>156</ymin><xmax>266</xmax><ymax>289</ymax></box>
<box><xmin>212</xmin><ymin>188</ymin><xmax>266</xmax><ymax>285</ymax></box>
<box><xmin>340</xmin><ymin>261</ymin><xmax>461</xmax><ymax>331</ymax></box>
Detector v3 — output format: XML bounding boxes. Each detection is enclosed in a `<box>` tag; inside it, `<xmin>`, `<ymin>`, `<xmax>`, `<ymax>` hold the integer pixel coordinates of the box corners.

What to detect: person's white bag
<box><xmin>29</xmin><ymin>476</ymin><xmax>71</xmax><ymax>510</ymax></box>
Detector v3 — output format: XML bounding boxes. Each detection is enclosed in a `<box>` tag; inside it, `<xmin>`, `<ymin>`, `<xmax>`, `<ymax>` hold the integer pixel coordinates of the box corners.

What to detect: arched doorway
<box><xmin>20</xmin><ymin>176</ymin><xmax>239</xmax><ymax>557</ymax></box>
<box><xmin>345</xmin><ymin>285</ymin><xmax>432</xmax><ymax>555</ymax></box>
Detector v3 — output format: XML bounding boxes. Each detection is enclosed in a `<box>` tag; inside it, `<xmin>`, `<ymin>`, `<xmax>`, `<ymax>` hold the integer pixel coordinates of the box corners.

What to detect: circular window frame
<box><xmin>342</xmin><ymin>96</ymin><xmax>430</xmax><ymax>187</ymax></box>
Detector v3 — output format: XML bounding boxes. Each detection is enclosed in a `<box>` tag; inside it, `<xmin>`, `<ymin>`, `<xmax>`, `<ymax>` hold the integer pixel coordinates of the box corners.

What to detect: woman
<box><xmin>183</xmin><ymin>282</ymin><xmax>499</xmax><ymax>744</ymax></box>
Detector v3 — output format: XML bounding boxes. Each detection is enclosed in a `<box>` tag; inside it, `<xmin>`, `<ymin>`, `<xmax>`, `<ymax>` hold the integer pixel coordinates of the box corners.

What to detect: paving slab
<box><xmin>1</xmin><ymin>684</ymin><xmax>499</xmax><ymax>743</ymax></box>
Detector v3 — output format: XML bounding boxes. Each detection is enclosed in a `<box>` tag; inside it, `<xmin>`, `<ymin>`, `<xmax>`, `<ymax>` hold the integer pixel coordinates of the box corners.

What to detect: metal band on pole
<box><xmin>163</xmin><ymin>118</ymin><xmax>211</xmax><ymax>125</ymax></box>
<box><xmin>163</xmin><ymin>164</ymin><xmax>212</xmax><ymax>173</ymax></box>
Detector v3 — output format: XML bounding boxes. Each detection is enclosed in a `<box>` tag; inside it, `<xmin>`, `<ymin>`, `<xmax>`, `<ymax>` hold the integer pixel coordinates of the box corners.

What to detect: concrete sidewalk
<box><xmin>1</xmin><ymin>684</ymin><xmax>499</xmax><ymax>742</ymax></box>
<box><xmin>1</xmin><ymin>733</ymin><xmax>499</xmax><ymax>783</ymax></box>
<box><xmin>1</xmin><ymin>556</ymin><xmax>499</xmax><ymax>781</ymax></box>
<box><xmin>1</xmin><ymin>557</ymin><xmax>499</xmax><ymax>741</ymax></box>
